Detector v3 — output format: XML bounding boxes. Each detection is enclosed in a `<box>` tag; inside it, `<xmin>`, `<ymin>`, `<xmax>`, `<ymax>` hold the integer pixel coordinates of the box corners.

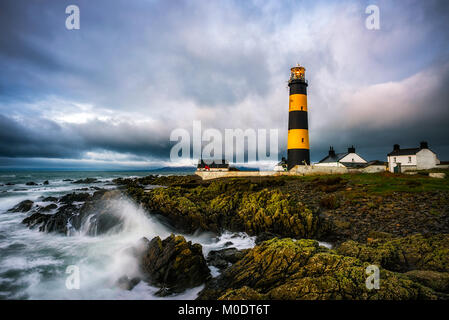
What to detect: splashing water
<box><xmin>0</xmin><ymin>172</ymin><xmax>256</xmax><ymax>300</ymax></box>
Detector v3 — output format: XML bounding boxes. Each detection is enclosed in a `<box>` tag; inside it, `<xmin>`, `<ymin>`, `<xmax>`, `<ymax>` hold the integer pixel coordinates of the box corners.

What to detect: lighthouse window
<box><xmin>302</xmin><ymin>138</ymin><xmax>304</xmax><ymax>142</ymax></box>
<box><xmin>301</xmin><ymin>106</ymin><xmax>303</xmax><ymax>110</ymax></box>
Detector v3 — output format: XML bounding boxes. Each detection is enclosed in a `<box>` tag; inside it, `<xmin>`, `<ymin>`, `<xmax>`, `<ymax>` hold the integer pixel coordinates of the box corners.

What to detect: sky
<box><xmin>0</xmin><ymin>0</ymin><xmax>448</xmax><ymax>170</ymax></box>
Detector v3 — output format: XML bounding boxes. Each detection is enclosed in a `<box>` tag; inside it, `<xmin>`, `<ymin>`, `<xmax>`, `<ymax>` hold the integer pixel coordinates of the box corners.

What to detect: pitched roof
<box><xmin>367</xmin><ymin>160</ymin><xmax>387</xmax><ymax>166</ymax></box>
<box><xmin>318</xmin><ymin>153</ymin><xmax>348</xmax><ymax>163</ymax></box>
<box><xmin>387</xmin><ymin>148</ymin><xmax>420</xmax><ymax>156</ymax></box>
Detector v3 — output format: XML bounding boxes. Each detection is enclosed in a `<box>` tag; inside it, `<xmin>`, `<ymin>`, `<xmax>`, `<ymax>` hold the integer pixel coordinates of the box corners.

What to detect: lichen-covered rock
<box><xmin>135</xmin><ymin>178</ymin><xmax>325</xmax><ymax>239</ymax></box>
<box><xmin>139</xmin><ymin>234</ymin><xmax>210</xmax><ymax>295</ymax></box>
<box><xmin>218</xmin><ymin>286</ymin><xmax>267</xmax><ymax>300</ymax></box>
<box><xmin>404</xmin><ymin>270</ymin><xmax>449</xmax><ymax>294</ymax></box>
<box><xmin>336</xmin><ymin>234</ymin><xmax>449</xmax><ymax>273</ymax></box>
<box><xmin>198</xmin><ymin>238</ymin><xmax>438</xmax><ymax>300</ymax></box>
<box><xmin>8</xmin><ymin>200</ymin><xmax>34</xmax><ymax>212</ymax></box>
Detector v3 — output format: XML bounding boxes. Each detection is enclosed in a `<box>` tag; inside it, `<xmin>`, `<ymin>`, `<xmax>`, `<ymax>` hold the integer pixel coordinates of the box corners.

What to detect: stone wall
<box><xmin>196</xmin><ymin>165</ymin><xmax>350</xmax><ymax>180</ymax></box>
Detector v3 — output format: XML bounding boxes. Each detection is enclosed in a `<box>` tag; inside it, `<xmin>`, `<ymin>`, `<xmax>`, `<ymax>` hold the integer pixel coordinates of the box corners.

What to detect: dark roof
<box><xmin>318</xmin><ymin>152</ymin><xmax>368</xmax><ymax>164</ymax></box>
<box><xmin>387</xmin><ymin>148</ymin><xmax>420</xmax><ymax>156</ymax></box>
<box><xmin>367</xmin><ymin>160</ymin><xmax>387</xmax><ymax>166</ymax></box>
<box><xmin>197</xmin><ymin>159</ymin><xmax>229</xmax><ymax>168</ymax></box>
<box><xmin>318</xmin><ymin>153</ymin><xmax>348</xmax><ymax>163</ymax></box>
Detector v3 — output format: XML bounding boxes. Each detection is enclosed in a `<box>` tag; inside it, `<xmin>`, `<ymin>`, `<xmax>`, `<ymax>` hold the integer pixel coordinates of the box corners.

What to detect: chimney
<box><xmin>348</xmin><ymin>145</ymin><xmax>355</xmax><ymax>153</ymax></box>
<box><xmin>420</xmin><ymin>141</ymin><xmax>428</xmax><ymax>149</ymax></box>
<box><xmin>328</xmin><ymin>146</ymin><xmax>336</xmax><ymax>157</ymax></box>
<box><xmin>393</xmin><ymin>144</ymin><xmax>400</xmax><ymax>151</ymax></box>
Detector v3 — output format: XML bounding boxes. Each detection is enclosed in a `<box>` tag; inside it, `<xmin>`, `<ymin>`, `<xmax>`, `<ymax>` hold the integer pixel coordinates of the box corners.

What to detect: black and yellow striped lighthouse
<box><xmin>287</xmin><ymin>64</ymin><xmax>310</xmax><ymax>170</ymax></box>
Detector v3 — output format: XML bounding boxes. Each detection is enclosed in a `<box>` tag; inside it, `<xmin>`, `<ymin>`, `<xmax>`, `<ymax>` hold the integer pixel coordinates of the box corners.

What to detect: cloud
<box><xmin>0</xmin><ymin>0</ymin><xmax>449</xmax><ymax>167</ymax></box>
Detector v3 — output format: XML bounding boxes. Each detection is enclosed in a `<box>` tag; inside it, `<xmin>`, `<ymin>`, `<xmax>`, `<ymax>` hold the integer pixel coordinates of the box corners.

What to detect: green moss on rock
<box><xmin>198</xmin><ymin>238</ymin><xmax>438</xmax><ymax>300</ymax></box>
<box><xmin>134</xmin><ymin>179</ymin><xmax>325</xmax><ymax>239</ymax></box>
<box><xmin>336</xmin><ymin>234</ymin><xmax>449</xmax><ymax>273</ymax></box>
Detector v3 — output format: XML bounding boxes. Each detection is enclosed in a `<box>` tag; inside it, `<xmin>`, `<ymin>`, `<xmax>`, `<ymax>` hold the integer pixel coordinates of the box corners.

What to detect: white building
<box><xmin>274</xmin><ymin>157</ymin><xmax>287</xmax><ymax>172</ymax></box>
<box><xmin>315</xmin><ymin>146</ymin><xmax>367</xmax><ymax>167</ymax></box>
<box><xmin>387</xmin><ymin>142</ymin><xmax>440</xmax><ymax>172</ymax></box>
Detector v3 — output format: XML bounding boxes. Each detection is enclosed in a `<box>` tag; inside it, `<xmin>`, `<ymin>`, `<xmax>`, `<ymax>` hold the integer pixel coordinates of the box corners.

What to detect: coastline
<box><xmin>1</xmin><ymin>170</ymin><xmax>448</xmax><ymax>300</ymax></box>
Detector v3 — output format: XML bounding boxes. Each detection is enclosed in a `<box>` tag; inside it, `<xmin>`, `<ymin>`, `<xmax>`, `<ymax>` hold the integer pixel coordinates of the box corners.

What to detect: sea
<box><xmin>0</xmin><ymin>170</ymin><xmax>256</xmax><ymax>300</ymax></box>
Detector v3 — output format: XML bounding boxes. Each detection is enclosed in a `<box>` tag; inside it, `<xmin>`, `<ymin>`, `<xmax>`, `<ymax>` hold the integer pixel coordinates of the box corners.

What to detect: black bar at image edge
<box><xmin>0</xmin><ymin>300</ymin><xmax>442</xmax><ymax>319</ymax></box>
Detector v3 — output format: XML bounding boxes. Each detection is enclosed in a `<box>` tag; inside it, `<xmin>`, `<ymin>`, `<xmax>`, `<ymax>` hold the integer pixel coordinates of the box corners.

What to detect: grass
<box><xmin>277</xmin><ymin>170</ymin><xmax>449</xmax><ymax>195</ymax></box>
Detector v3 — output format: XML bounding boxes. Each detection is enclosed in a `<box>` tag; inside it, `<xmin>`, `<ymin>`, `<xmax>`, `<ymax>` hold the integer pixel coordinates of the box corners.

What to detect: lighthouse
<box><xmin>287</xmin><ymin>64</ymin><xmax>310</xmax><ymax>170</ymax></box>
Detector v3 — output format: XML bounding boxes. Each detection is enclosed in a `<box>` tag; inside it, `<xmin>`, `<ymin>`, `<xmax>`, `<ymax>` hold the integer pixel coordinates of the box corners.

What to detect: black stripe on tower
<box><xmin>288</xmin><ymin>149</ymin><xmax>310</xmax><ymax>169</ymax></box>
<box><xmin>289</xmin><ymin>79</ymin><xmax>308</xmax><ymax>95</ymax></box>
<box><xmin>288</xmin><ymin>111</ymin><xmax>308</xmax><ymax>130</ymax></box>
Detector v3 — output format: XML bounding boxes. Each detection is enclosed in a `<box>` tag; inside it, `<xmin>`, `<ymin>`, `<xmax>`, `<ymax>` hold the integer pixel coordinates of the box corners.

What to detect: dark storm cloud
<box><xmin>0</xmin><ymin>0</ymin><xmax>449</xmax><ymax>167</ymax></box>
<box><xmin>0</xmin><ymin>114</ymin><xmax>173</xmax><ymax>159</ymax></box>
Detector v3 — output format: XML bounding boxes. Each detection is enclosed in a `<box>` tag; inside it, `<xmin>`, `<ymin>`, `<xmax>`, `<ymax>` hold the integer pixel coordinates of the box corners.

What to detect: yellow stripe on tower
<box><xmin>287</xmin><ymin>129</ymin><xmax>309</xmax><ymax>149</ymax></box>
<box><xmin>289</xmin><ymin>94</ymin><xmax>307</xmax><ymax>112</ymax></box>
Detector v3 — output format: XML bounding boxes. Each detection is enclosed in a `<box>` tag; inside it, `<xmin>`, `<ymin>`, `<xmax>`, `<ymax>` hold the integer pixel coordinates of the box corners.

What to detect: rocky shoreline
<box><xmin>12</xmin><ymin>173</ymin><xmax>449</xmax><ymax>299</ymax></box>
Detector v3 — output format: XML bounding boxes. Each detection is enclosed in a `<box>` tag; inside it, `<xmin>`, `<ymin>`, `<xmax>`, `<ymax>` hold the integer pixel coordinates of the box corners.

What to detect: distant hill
<box><xmin>234</xmin><ymin>166</ymin><xmax>260</xmax><ymax>171</ymax></box>
<box><xmin>147</xmin><ymin>165</ymin><xmax>260</xmax><ymax>173</ymax></box>
<box><xmin>147</xmin><ymin>166</ymin><xmax>196</xmax><ymax>173</ymax></box>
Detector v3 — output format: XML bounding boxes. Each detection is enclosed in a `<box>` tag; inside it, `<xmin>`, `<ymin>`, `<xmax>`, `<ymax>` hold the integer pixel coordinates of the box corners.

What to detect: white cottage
<box><xmin>387</xmin><ymin>142</ymin><xmax>440</xmax><ymax>172</ymax></box>
<box><xmin>315</xmin><ymin>146</ymin><xmax>367</xmax><ymax>167</ymax></box>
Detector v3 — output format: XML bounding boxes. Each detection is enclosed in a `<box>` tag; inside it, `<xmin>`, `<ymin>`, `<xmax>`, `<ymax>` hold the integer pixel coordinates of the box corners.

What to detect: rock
<box><xmin>198</xmin><ymin>238</ymin><xmax>437</xmax><ymax>300</ymax></box>
<box><xmin>116</xmin><ymin>276</ymin><xmax>141</xmax><ymax>291</ymax></box>
<box><xmin>59</xmin><ymin>192</ymin><xmax>91</xmax><ymax>204</ymax></box>
<box><xmin>43</xmin><ymin>180</ymin><xmax>49</xmax><ymax>185</ymax></box>
<box><xmin>38</xmin><ymin>203</ymin><xmax>58</xmax><ymax>212</ymax></box>
<box><xmin>405</xmin><ymin>270</ymin><xmax>449</xmax><ymax>293</ymax></box>
<box><xmin>207</xmin><ymin>248</ymin><xmax>248</xmax><ymax>270</ymax></box>
<box><xmin>139</xmin><ymin>234</ymin><xmax>210</xmax><ymax>295</ymax></box>
<box><xmin>217</xmin><ymin>286</ymin><xmax>266</xmax><ymax>300</ymax></box>
<box><xmin>72</xmin><ymin>178</ymin><xmax>99</xmax><ymax>184</ymax></box>
<box><xmin>42</xmin><ymin>196</ymin><xmax>58</xmax><ymax>202</ymax></box>
<box><xmin>22</xmin><ymin>213</ymin><xmax>51</xmax><ymax>229</ymax></box>
<box><xmin>25</xmin><ymin>181</ymin><xmax>37</xmax><ymax>186</ymax></box>
<box><xmin>23</xmin><ymin>190</ymin><xmax>123</xmax><ymax>235</ymax></box>
<box><xmin>336</xmin><ymin>234</ymin><xmax>449</xmax><ymax>273</ymax></box>
<box><xmin>63</xmin><ymin>179</ymin><xmax>73</xmax><ymax>182</ymax></box>
<box><xmin>22</xmin><ymin>204</ymin><xmax>77</xmax><ymax>234</ymax></box>
<box><xmin>255</xmin><ymin>232</ymin><xmax>278</xmax><ymax>244</ymax></box>
<box><xmin>5</xmin><ymin>182</ymin><xmax>15</xmax><ymax>186</ymax></box>
<box><xmin>8</xmin><ymin>200</ymin><xmax>34</xmax><ymax>213</ymax></box>
<box><xmin>140</xmin><ymin>182</ymin><xmax>324</xmax><ymax>239</ymax></box>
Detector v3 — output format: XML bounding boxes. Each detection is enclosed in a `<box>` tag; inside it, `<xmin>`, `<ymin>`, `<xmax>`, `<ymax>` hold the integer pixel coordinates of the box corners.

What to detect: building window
<box><xmin>394</xmin><ymin>157</ymin><xmax>396</xmax><ymax>163</ymax></box>
<box><xmin>408</xmin><ymin>156</ymin><xmax>411</xmax><ymax>163</ymax></box>
<box><xmin>352</xmin><ymin>158</ymin><xmax>354</xmax><ymax>162</ymax></box>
